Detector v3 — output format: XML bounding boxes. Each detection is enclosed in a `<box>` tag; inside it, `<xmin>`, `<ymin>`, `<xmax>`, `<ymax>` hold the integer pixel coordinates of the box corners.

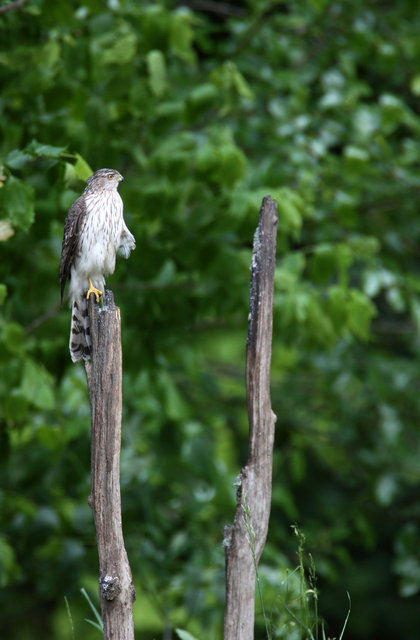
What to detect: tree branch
<box><xmin>181</xmin><ymin>0</ymin><xmax>245</xmax><ymax>18</ymax></box>
<box><xmin>0</xmin><ymin>0</ymin><xmax>26</xmax><ymax>15</ymax></box>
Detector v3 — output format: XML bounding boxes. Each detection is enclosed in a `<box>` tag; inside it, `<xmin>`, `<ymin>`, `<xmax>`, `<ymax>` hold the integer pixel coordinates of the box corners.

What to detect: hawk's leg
<box><xmin>86</xmin><ymin>278</ymin><xmax>103</xmax><ymax>303</ymax></box>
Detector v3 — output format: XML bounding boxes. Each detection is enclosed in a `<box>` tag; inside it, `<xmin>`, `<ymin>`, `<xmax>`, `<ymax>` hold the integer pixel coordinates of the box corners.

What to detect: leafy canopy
<box><xmin>1</xmin><ymin>1</ymin><xmax>420</xmax><ymax>639</ymax></box>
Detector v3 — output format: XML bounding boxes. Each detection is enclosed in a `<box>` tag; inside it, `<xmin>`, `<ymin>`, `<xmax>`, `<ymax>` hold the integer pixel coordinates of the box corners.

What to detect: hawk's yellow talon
<box><xmin>86</xmin><ymin>278</ymin><xmax>102</xmax><ymax>303</ymax></box>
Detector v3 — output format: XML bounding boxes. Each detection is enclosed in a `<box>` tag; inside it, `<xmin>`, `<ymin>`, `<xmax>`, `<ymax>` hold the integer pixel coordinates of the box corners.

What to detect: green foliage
<box><xmin>258</xmin><ymin>526</ymin><xmax>351</xmax><ymax>640</ymax></box>
<box><xmin>1</xmin><ymin>1</ymin><xmax>420</xmax><ymax>639</ymax></box>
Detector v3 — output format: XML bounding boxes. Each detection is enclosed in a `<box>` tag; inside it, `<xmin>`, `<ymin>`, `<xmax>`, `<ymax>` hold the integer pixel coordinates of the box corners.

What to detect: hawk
<box><xmin>59</xmin><ymin>168</ymin><xmax>135</xmax><ymax>362</ymax></box>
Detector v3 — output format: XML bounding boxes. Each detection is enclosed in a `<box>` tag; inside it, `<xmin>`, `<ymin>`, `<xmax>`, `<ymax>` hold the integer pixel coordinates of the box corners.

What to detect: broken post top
<box><xmin>247</xmin><ymin>196</ymin><xmax>279</xmax><ymax>355</ymax></box>
<box><xmin>89</xmin><ymin>288</ymin><xmax>116</xmax><ymax>314</ymax></box>
<box><xmin>102</xmin><ymin>288</ymin><xmax>115</xmax><ymax>308</ymax></box>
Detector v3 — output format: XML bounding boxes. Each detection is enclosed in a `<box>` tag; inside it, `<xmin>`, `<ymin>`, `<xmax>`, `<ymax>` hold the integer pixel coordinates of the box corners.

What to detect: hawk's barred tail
<box><xmin>70</xmin><ymin>296</ymin><xmax>91</xmax><ymax>362</ymax></box>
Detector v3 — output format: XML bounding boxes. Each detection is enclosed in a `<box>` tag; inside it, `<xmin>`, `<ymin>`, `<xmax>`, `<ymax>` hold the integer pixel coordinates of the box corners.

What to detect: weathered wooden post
<box><xmin>84</xmin><ymin>289</ymin><xmax>136</xmax><ymax>640</ymax></box>
<box><xmin>224</xmin><ymin>196</ymin><xmax>278</xmax><ymax>640</ymax></box>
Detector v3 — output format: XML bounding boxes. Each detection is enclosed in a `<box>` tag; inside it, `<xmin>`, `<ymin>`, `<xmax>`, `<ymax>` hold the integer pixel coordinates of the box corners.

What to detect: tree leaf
<box><xmin>25</xmin><ymin>139</ymin><xmax>66</xmax><ymax>158</ymax></box>
<box><xmin>2</xmin><ymin>322</ymin><xmax>25</xmax><ymax>355</ymax></box>
<box><xmin>5</xmin><ymin>149</ymin><xmax>33</xmax><ymax>170</ymax></box>
<box><xmin>0</xmin><ymin>536</ymin><xmax>18</xmax><ymax>588</ymax></box>
<box><xmin>347</xmin><ymin>290</ymin><xmax>376</xmax><ymax>339</ymax></box>
<box><xmin>175</xmin><ymin>629</ymin><xmax>199</xmax><ymax>640</ymax></box>
<box><xmin>100</xmin><ymin>26</ymin><xmax>138</xmax><ymax>65</ymax></box>
<box><xmin>0</xmin><ymin>284</ymin><xmax>7</xmax><ymax>304</ymax></box>
<box><xmin>146</xmin><ymin>50</ymin><xmax>168</xmax><ymax>97</ymax></box>
<box><xmin>0</xmin><ymin>177</ymin><xmax>35</xmax><ymax>232</ymax></box>
<box><xmin>73</xmin><ymin>153</ymin><xmax>92</xmax><ymax>181</ymax></box>
<box><xmin>0</xmin><ymin>220</ymin><xmax>14</xmax><ymax>241</ymax></box>
<box><xmin>170</xmin><ymin>11</ymin><xmax>196</xmax><ymax>64</ymax></box>
<box><xmin>21</xmin><ymin>360</ymin><xmax>55</xmax><ymax>410</ymax></box>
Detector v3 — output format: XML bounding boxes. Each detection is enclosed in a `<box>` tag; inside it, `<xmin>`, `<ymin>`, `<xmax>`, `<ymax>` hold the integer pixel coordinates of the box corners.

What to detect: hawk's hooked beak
<box><xmin>119</xmin><ymin>175</ymin><xmax>125</xmax><ymax>182</ymax></box>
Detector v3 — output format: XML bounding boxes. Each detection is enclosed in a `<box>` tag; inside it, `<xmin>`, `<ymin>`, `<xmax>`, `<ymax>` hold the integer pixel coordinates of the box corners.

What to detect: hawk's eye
<box><xmin>107</xmin><ymin>174</ymin><xmax>114</xmax><ymax>180</ymax></box>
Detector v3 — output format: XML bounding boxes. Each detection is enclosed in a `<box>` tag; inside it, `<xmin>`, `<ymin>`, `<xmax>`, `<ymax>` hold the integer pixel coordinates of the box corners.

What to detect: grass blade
<box><xmin>81</xmin><ymin>587</ymin><xmax>103</xmax><ymax>631</ymax></box>
<box><xmin>338</xmin><ymin>592</ymin><xmax>351</xmax><ymax>640</ymax></box>
<box><xmin>64</xmin><ymin>596</ymin><xmax>76</xmax><ymax>640</ymax></box>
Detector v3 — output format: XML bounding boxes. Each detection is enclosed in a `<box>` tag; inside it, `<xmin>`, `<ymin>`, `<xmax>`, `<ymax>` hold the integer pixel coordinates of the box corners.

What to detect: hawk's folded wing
<box><xmin>59</xmin><ymin>195</ymin><xmax>88</xmax><ymax>302</ymax></box>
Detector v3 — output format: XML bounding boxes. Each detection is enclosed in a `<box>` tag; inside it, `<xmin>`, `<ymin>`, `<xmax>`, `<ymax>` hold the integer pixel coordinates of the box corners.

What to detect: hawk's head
<box><xmin>85</xmin><ymin>168</ymin><xmax>124</xmax><ymax>192</ymax></box>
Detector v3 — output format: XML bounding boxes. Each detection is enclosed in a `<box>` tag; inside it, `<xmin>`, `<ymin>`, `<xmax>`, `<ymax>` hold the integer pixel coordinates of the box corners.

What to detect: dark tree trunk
<box><xmin>85</xmin><ymin>290</ymin><xmax>136</xmax><ymax>640</ymax></box>
<box><xmin>224</xmin><ymin>196</ymin><xmax>278</xmax><ymax>640</ymax></box>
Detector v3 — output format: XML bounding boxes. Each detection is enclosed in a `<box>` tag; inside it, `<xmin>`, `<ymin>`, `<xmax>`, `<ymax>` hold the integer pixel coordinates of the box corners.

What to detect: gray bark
<box><xmin>85</xmin><ymin>290</ymin><xmax>136</xmax><ymax>640</ymax></box>
<box><xmin>224</xmin><ymin>196</ymin><xmax>278</xmax><ymax>640</ymax></box>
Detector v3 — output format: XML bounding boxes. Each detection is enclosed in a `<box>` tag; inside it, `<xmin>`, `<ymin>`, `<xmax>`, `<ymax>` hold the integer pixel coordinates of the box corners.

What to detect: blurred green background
<box><xmin>1</xmin><ymin>0</ymin><xmax>420</xmax><ymax>638</ymax></box>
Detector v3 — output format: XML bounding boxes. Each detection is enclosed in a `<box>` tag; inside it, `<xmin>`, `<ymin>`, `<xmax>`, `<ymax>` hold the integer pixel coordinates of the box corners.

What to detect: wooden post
<box><xmin>224</xmin><ymin>196</ymin><xmax>278</xmax><ymax>640</ymax></box>
<box><xmin>84</xmin><ymin>289</ymin><xmax>136</xmax><ymax>640</ymax></box>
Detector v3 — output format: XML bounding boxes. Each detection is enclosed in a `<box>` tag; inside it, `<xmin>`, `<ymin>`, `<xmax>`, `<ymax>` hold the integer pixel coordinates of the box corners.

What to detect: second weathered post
<box><xmin>224</xmin><ymin>196</ymin><xmax>278</xmax><ymax>640</ymax></box>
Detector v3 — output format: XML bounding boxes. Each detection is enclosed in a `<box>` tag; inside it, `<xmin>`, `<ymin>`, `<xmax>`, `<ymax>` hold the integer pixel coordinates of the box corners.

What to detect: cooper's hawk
<box><xmin>59</xmin><ymin>168</ymin><xmax>135</xmax><ymax>362</ymax></box>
